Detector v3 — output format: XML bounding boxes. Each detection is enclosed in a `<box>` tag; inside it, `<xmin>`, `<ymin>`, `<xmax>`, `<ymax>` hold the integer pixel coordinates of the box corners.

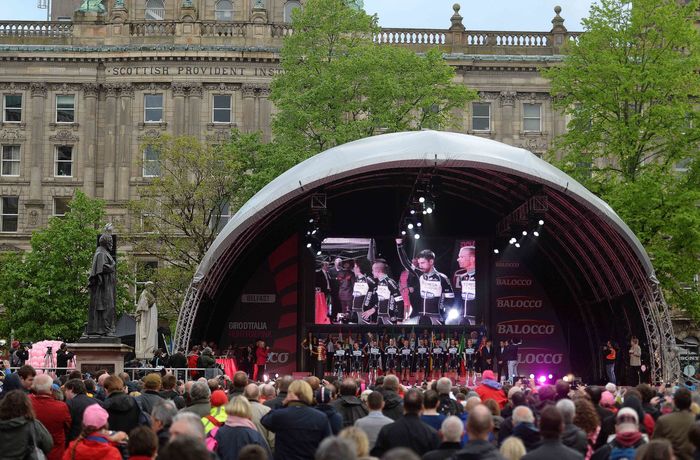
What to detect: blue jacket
<box><xmin>214</xmin><ymin>425</ymin><xmax>270</xmax><ymax>460</ymax></box>
<box><xmin>261</xmin><ymin>402</ymin><xmax>332</xmax><ymax>460</ymax></box>
<box><xmin>315</xmin><ymin>404</ymin><xmax>343</xmax><ymax>434</ymax></box>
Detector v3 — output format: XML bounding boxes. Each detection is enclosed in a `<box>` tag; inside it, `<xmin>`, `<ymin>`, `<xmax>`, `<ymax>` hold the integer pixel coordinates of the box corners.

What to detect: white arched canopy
<box><xmin>177</xmin><ymin>130</ymin><xmax>678</xmax><ymax>382</ymax></box>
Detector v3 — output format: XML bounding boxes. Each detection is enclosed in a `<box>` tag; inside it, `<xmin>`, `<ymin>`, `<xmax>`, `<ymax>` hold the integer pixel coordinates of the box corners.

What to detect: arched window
<box><xmin>145</xmin><ymin>0</ymin><xmax>165</xmax><ymax>20</ymax></box>
<box><xmin>215</xmin><ymin>0</ymin><xmax>233</xmax><ymax>21</ymax></box>
<box><xmin>283</xmin><ymin>1</ymin><xmax>301</xmax><ymax>23</ymax></box>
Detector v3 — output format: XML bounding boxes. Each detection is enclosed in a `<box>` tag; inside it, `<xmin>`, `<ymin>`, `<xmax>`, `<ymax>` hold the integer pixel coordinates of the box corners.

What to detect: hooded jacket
<box><xmin>0</xmin><ymin>417</ymin><xmax>53</xmax><ymax>460</ymax></box>
<box><xmin>452</xmin><ymin>439</ymin><xmax>507</xmax><ymax>460</ymax></box>
<box><xmin>330</xmin><ymin>395</ymin><xmax>369</xmax><ymax>427</ymax></box>
<box><xmin>101</xmin><ymin>392</ymin><xmax>141</xmax><ymax>433</ymax></box>
<box><xmin>562</xmin><ymin>422</ymin><xmax>588</xmax><ymax>456</ymax></box>
<box><xmin>30</xmin><ymin>394</ymin><xmax>71</xmax><ymax>460</ymax></box>
<box><xmin>513</xmin><ymin>422</ymin><xmax>542</xmax><ymax>451</ymax></box>
<box><xmin>475</xmin><ymin>379</ymin><xmax>508</xmax><ymax>409</ymax></box>
<box><xmin>63</xmin><ymin>432</ymin><xmax>123</xmax><ymax>460</ymax></box>
<box><xmin>381</xmin><ymin>390</ymin><xmax>404</xmax><ymax>421</ymax></box>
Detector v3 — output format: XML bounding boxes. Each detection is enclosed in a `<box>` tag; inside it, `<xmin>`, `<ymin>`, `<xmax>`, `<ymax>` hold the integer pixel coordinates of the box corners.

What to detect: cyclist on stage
<box><xmin>464</xmin><ymin>338</ymin><xmax>477</xmax><ymax>386</ymax></box>
<box><xmin>399</xmin><ymin>338</ymin><xmax>413</xmax><ymax>385</ymax></box>
<box><xmin>384</xmin><ymin>338</ymin><xmax>399</xmax><ymax>375</ymax></box>
<box><xmin>349</xmin><ymin>342</ymin><xmax>364</xmax><ymax>380</ymax></box>
<box><xmin>415</xmin><ymin>339</ymin><xmax>429</xmax><ymax>383</ymax></box>
<box><xmin>431</xmin><ymin>342</ymin><xmax>445</xmax><ymax>380</ymax></box>
<box><xmin>333</xmin><ymin>341</ymin><xmax>347</xmax><ymax>379</ymax></box>
<box><xmin>447</xmin><ymin>339</ymin><xmax>461</xmax><ymax>383</ymax></box>
<box><xmin>367</xmin><ymin>340</ymin><xmax>382</xmax><ymax>386</ymax></box>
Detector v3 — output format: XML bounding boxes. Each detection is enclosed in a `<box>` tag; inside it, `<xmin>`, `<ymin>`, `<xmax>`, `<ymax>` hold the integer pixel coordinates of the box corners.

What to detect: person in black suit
<box><xmin>521</xmin><ymin>406</ymin><xmax>584</xmax><ymax>460</ymax></box>
<box><xmin>496</xmin><ymin>340</ymin><xmax>507</xmax><ymax>382</ymax></box>
<box><xmin>371</xmin><ymin>389</ymin><xmax>440</xmax><ymax>457</ymax></box>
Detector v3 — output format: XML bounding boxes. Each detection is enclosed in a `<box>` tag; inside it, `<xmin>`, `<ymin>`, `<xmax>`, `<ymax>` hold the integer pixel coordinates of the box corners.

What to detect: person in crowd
<box><xmin>332</xmin><ymin>378</ymin><xmax>369</xmax><ymax>427</ymax></box>
<box><xmin>435</xmin><ymin>377</ymin><xmax>463</xmax><ymax>416</ymax></box>
<box><xmin>572</xmin><ymin>398</ymin><xmax>601</xmax><ymax>460</ymax></box>
<box><xmin>476</xmin><ymin>370</ymin><xmax>507</xmax><ymax>409</ymax></box>
<box><xmin>315</xmin><ymin>385</ymin><xmax>343</xmax><ymax>435</ymax></box>
<box><xmin>452</xmin><ymin>404</ymin><xmax>505</xmax><ymax>460</ymax></box>
<box><xmin>159</xmin><ymin>434</ymin><xmax>211</xmax><ymax>460</ymax></box>
<box><xmin>371</xmin><ymin>389</ymin><xmax>440</xmax><ymax>457</ymax></box>
<box><xmin>170</xmin><ymin>411</ymin><xmax>207</xmax><ymax>443</ymax></box>
<box><xmin>202</xmin><ymin>389</ymin><xmax>228</xmax><ymax>434</ymax></box>
<box><xmin>521</xmin><ymin>406</ymin><xmax>583</xmax><ymax>460</ymax></box>
<box><xmin>244</xmin><ymin>383</ymin><xmax>274</xmax><ymax>450</ymax></box>
<box><xmin>512</xmin><ymin>405</ymin><xmax>542</xmax><ymax>452</ymax></box>
<box><xmin>64</xmin><ymin>378</ymin><xmax>101</xmax><ymax>442</ymax></box>
<box><xmin>160</xmin><ymin>373</ymin><xmax>186</xmax><ymax>409</ymax></box>
<box><xmin>422</xmin><ymin>415</ymin><xmax>464</xmax><ymax>460</ymax></box>
<box><xmin>137</xmin><ymin>373</ymin><xmax>165</xmax><ymax>415</ymax></box>
<box><xmin>420</xmin><ymin>389</ymin><xmax>446</xmax><ymax>431</ymax></box>
<box><xmin>586</xmin><ymin>386</ymin><xmax>613</xmax><ymax>449</ymax></box>
<box><xmin>687</xmin><ymin>424</ymin><xmax>700</xmax><ymax>460</ymax></box>
<box><xmin>254</xmin><ymin>341</ymin><xmax>270</xmax><ymax>382</ymax></box>
<box><xmin>238</xmin><ymin>444</ymin><xmax>270</xmax><ymax>460</ymax></box>
<box><xmin>635</xmin><ymin>439</ymin><xmax>674</xmax><ymax>460</ymax></box>
<box><xmin>128</xmin><ymin>425</ymin><xmax>159</xmax><ymax>460</ymax></box>
<box><xmin>316</xmin><ymin>436</ymin><xmax>358</xmax><ymax>460</ymax></box>
<box><xmin>17</xmin><ymin>364</ymin><xmax>37</xmax><ymax>391</ymax></box>
<box><xmin>261</xmin><ymin>379</ymin><xmax>332</xmax><ymax>460</ymax></box>
<box><xmin>556</xmin><ymin>398</ymin><xmax>587</xmax><ymax>456</ymax></box>
<box><xmin>339</xmin><ymin>426</ymin><xmax>375</xmax><ymax>460</ymax></box>
<box><xmin>56</xmin><ymin>343</ymin><xmax>75</xmax><ymax>377</ymax></box>
<box><xmin>380</xmin><ymin>375</ymin><xmax>404</xmax><ymax>421</ymax></box>
<box><xmin>590</xmin><ymin>407</ymin><xmax>647</xmax><ymax>460</ymax></box>
<box><xmin>197</xmin><ymin>347</ymin><xmax>217</xmax><ymax>379</ymax></box>
<box><xmin>230</xmin><ymin>371</ymin><xmax>249</xmax><ymax>400</ymax></box>
<box><xmin>64</xmin><ymin>403</ymin><xmax>125</xmax><ymax>460</ymax></box>
<box><xmin>261</xmin><ymin>384</ymin><xmax>276</xmax><ymax>403</ymax></box>
<box><xmin>354</xmin><ymin>391</ymin><xmax>394</xmax><ymax>451</ymax></box>
<box><xmin>653</xmin><ymin>387</ymin><xmax>695</xmax><ymax>460</ymax></box>
<box><xmin>169</xmin><ymin>348</ymin><xmax>188</xmax><ymax>380</ymax></box>
<box><xmin>102</xmin><ymin>374</ymin><xmax>141</xmax><ymax>434</ymax></box>
<box><xmin>151</xmin><ymin>399</ymin><xmax>178</xmax><ymax>452</ymax></box>
<box><xmin>30</xmin><ymin>374</ymin><xmax>71</xmax><ymax>460</ymax></box>
<box><xmin>500</xmin><ymin>437</ymin><xmax>527</xmax><ymax>460</ymax></box>
<box><xmin>181</xmin><ymin>380</ymin><xmax>212</xmax><ymax>417</ymax></box>
<box><xmin>0</xmin><ymin>390</ymin><xmax>53</xmax><ymax>459</ymax></box>
<box><xmin>265</xmin><ymin>375</ymin><xmax>292</xmax><ymax>410</ymax></box>
<box><xmin>215</xmin><ymin>396</ymin><xmax>271</xmax><ymax>460</ymax></box>
<box><xmin>636</xmin><ymin>384</ymin><xmax>660</xmax><ymax>421</ymax></box>
<box><xmin>485</xmin><ymin>398</ymin><xmax>505</xmax><ymax>435</ymax></box>
<box><xmin>188</xmin><ymin>346</ymin><xmax>201</xmax><ymax>380</ymax></box>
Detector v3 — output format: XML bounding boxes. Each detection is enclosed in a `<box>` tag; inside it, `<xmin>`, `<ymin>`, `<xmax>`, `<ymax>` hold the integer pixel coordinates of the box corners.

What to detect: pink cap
<box><xmin>82</xmin><ymin>403</ymin><xmax>109</xmax><ymax>429</ymax></box>
<box><xmin>600</xmin><ymin>390</ymin><xmax>615</xmax><ymax>407</ymax></box>
<box><xmin>482</xmin><ymin>370</ymin><xmax>496</xmax><ymax>381</ymax></box>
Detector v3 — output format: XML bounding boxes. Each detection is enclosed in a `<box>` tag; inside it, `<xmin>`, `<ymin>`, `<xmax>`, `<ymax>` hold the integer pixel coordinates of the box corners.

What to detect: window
<box><xmin>212</xmin><ymin>95</ymin><xmax>232</xmax><ymax>123</ymax></box>
<box><xmin>53</xmin><ymin>197</ymin><xmax>70</xmax><ymax>217</ymax></box>
<box><xmin>56</xmin><ymin>95</ymin><xmax>75</xmax><ymax>123</ymax></box>
<box><xmin>3</xmin><ymin>94</ymin><xmax>22</xmax><ymax>122</ymax></box>
<box><xmin>144</xmin><ymin>94</ymin><xmax>163</xmax><ymax>123</ymax></box>
<box><xmin>471</xmin><ymin>102</ymin><xmax>491</xmax><ymax>131</ymax></box>
<box><xmin>143</xmin><ymin>146</ymin><xmax>161</xmax><ymax>177</ymax></box>
<box><xmin>55</xmin><ymin>145</ymin><xmax>73</xmax><ymax>177</ymax></box>
<box><xmin>1</xmin><ymin>145</ymin><xmax>20</xmax><ymax>176</ymax></box>
<box><xmin>523</xmin><ymin>103</ymin><xmax>541</xmax><ymax>132</ymax></box>
<box><xmin>0</xmin><ymin>196</ymin><xmax>18</xmax><ymax>232</ymax></box>
<box><xmin>213</xmin><ymin>202</ymin><xmax>232</xmax><ymax>233</ymax></box>
<box><xmin>284</xmin><ymin>1</ymin><xmax>301</xmax><ymax>22</ymax></box>
<box><xmin>145</xmin><ymin>0</ymin><xmax>165</xmax><ymax>20</ymax></box>
<box><xmin>215</xmin><ymin>0</ymin><xmax>233</xmax><ymax>21</ymax></box>
<box><xmin>141</xmin><ymin>213</ymin><xmax>157</xmax><ymax>233</ymax></box>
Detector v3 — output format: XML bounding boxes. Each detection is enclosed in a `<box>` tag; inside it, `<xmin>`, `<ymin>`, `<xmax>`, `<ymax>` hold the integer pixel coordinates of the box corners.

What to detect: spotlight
<box><xmin>509</xmin><ymin>238</ymin><xmax>517</xmax><ymax>244</ymax></box>
<box><xmin>263</xmin><ymin>374</ymin><xmax>269</xmax><ymax>383</ymax></box>
<box><xmin>539</xmin><ymin>219</ymin><xmax>544</xmax><ymax>225</ymax></box>
<box><xmin>426</xmin><ymin>207</ymin><xmax>433</xmax><ymax>214</ymax></box>
<box><xmin>422</xmin><ymin>210</ymin><xmax>427</xmax><ymax>215</ymax></box>
<box><xmin>548</xmin><ymin>374</ymin><xmax>553</xmax><ymax>380</ymax></box>
<box><xmin>533</xmin><ymin>231</ymin><xmax>540</xmax><ymax>237</ymax></box>
<box><xmin>419</xmin><ymin>197</ymin><xmax>426</xmax><ymax>203</ymax></box>
<box><xmin>407</xmin><ymin>223</ymin><xmax>414</xmax><ymax>230</ymax></box>
<box><xmin>522</xmin><ymin>230</ymin><xmax>528</xmax><ymax>236</ymax></box>
<box><xmin>306</xmin><ymin>231</ymin><xmax>311</xmax><ymax>235</ymax></box>
<box><xmin>414</xmin><ymin>234</ymin><xmax>421</xmax><ymax>240</ymax></box>
<box><xmin>275</xmin><ymin>373</ymin><xmax>279</xmax><ymax>379</ymax></box>
<box><xmin>417</xmin><ymin>222</ymin><xmax>422</xmax><ymax>227</ymax></box>
<box><xmin>311</xmin><ymin>229</ymin><xmax>317</xmax><ymax>235</ymax></box>
<box><xmin>401</xmin><ymin>230</ymin><xmax>407</xmax><ymax>236</ymax></box>
<box><xmin>309</xmin><ymin>218</ymin><xmax>314</xmax><ymax>223</ymax></box>
<box><xmin>562</xmin><ymin>375</ymin><xmax>570</xmax><ymax>382</ymax></box>
<box><xmin>410</xmin><ymin>209</ymin><xmax>416</xmax><ymax>215</ymax></box>
<box><xmin>447</xmin><ymin>309</ymin><xmax>460</xmax><ymax>321</ymax></box>
<box><xmin>515</xmin><ymin>243</ymin><xmax>521</xmax><ymax>248</ymax></box>
<box><xmin>316</xmin><ymin>251</ymin><xmax>322</xmax><ymax>256</ymax></box>
<box><xmin>493</xmin><ymin>249</ymin><xmax>499</xmax><ymax>254</ymax></box>
<box><xmin>538</xmin><ymin>375</ymin><xmax>547</xmax><ymax>384</ymax></box>
<box><xmin>306</xmin><ymin>243</ymin><xmax>312</xmax><ymax>248</ymax></box>
<box><xmin>529</xmin><ymin>374</ymin><xmax>535</xmax><ymax>379</ymax></box>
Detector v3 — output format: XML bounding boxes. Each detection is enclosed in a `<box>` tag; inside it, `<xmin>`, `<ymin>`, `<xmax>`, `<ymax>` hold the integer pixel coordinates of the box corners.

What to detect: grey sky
<box><xmin>0</xmin><ymin>1</ymin><xmax>595</xmax><ymax>31</ymax></box>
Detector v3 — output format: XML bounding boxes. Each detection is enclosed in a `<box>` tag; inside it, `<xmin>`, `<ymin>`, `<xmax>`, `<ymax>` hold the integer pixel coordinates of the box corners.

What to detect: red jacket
<box><xmin>30</xmin><ymin>394</ymin><xmax>71</xmax><ymax>460</ymax></box>
<box><xmin>256</xmin><ymin>347</ymin><xmax>269</xmax><ymax>366</ymax></box>
<box><xmin>475</xmin><ymin>382</ymin><xmax>508</xmax><ymax>409</ymax></box>
<box><xmin>188</xmin><ymin>353</ymin><xmax>200</xmax><ymax>376</ymax></box>
<box><xmin>62</xmin><ymin>433</ymin><xmax>122</xmax><ymax>460</ymax></box>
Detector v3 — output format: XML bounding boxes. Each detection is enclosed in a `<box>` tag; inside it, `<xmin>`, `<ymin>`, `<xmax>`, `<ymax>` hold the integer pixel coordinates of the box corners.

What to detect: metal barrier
<box><xmin>4</xmin><ymin>367</ymin><xmax>213</xmax><ymax>383</ymax></box>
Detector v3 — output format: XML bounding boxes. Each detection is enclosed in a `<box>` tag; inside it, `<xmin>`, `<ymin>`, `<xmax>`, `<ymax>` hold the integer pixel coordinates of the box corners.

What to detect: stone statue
<box><xmin>78</xmin><ymin>0</ymin><xmax>106</xmax><ymax>13</ymax></box>
<box><xmin>86</xmin><ymin>224</ymin><xmax>116</xmax><ymax>336</ymax></box>
<box><xmin>135</xmin><ymin>282</ymin><xmax>158</xmax><ymax>359</ymax></box>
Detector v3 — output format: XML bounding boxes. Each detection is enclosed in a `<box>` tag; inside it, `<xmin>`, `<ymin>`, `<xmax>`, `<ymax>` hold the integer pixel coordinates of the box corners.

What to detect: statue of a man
<box><xmin>86</xmin><ymin>225</ymin><xmax>116</xmax><ymax>336</ymax></box>
<box><xmin>135</xmin><ymin>282</ymin><xmax>158</xmax><ymax>359</ymax></box>
<box><xmin>78</xmin><ymin>0</ymin><xmax>107</xmax><ymax>13</ymax></box>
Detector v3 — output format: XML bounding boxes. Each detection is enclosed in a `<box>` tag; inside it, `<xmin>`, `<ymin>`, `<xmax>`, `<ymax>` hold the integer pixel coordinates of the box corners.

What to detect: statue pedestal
<box><xmin>67</xmin><ymin>340</ymin><xmax>133</xmax><ymax>376</ymax></box>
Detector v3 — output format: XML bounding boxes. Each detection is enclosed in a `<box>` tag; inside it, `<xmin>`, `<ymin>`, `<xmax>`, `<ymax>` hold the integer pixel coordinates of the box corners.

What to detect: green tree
<box><xmin>271</xmin><ymin>0</ymin><xmax>475</xmax><ymax>155</ymax></box>
<box><xmin>0</xmin><ymin>191</ymin><xmax>127</xmax><ymax>341</ymax></box>
<box><xmin>544</xmin><ymin>0</ymin><xmax>700</xmax><ymax>316</ymax></box>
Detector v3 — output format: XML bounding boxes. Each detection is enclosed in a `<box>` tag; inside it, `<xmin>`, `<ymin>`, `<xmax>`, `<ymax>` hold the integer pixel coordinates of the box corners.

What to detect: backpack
<box><xmin>608</xmin><ymin>438</ymin><xmax>645</xmax><ymax>460</ymax></box>
<box><xmin>204</xmin><ymin>415</ymin><xmax>224</xmax><ymax>452</ymax></box>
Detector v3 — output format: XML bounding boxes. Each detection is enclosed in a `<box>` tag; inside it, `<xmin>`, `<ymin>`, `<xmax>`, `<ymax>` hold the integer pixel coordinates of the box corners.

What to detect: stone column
<box><xmin>258</xmin><ymin>86</ymin><xmax>272</xmax><ymax>141</ymax></box>
<box><xmin>28</xmin><ymin>83</ymin><xmax>47</xmax><ymax>203</ymax></box>
<box><xmin>172</xmin><ymin>83</ymin><xmax>187</xmax><ymax>136</ymax></box>
<box><xmin>117</xmin><ymin>84</ymin><xmax>134</xmax><ymax>202</ymax></box>
<box><xmin>241</xmin><ymin>85</ymin><xmax>257</xmax><ymax>133</ymax></box>
<box><xmin>82</xmin><ymin>83</ymin><xmax>99</xmax><ymax>197</ymax></box>
<box><xmin>187</xmin><ymin>83</ymin><xmax>203</xmax><ymax>138</ymax></box>
<box><xmin>499</xmin><ymin>91</ymin><xmax>517</xmax><ymax>145</ymax></box>
<box><xmin>103</xmin><ymin>84</ymin><xmax>119</xmax><ymax>201</ymax></box>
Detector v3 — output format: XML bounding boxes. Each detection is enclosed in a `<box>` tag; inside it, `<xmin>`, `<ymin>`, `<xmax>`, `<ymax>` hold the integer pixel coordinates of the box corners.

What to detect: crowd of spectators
<box><xmin>0</xmin><ymin>362</ymin><xmax>698</xmax><ymax>460</ymax></box>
